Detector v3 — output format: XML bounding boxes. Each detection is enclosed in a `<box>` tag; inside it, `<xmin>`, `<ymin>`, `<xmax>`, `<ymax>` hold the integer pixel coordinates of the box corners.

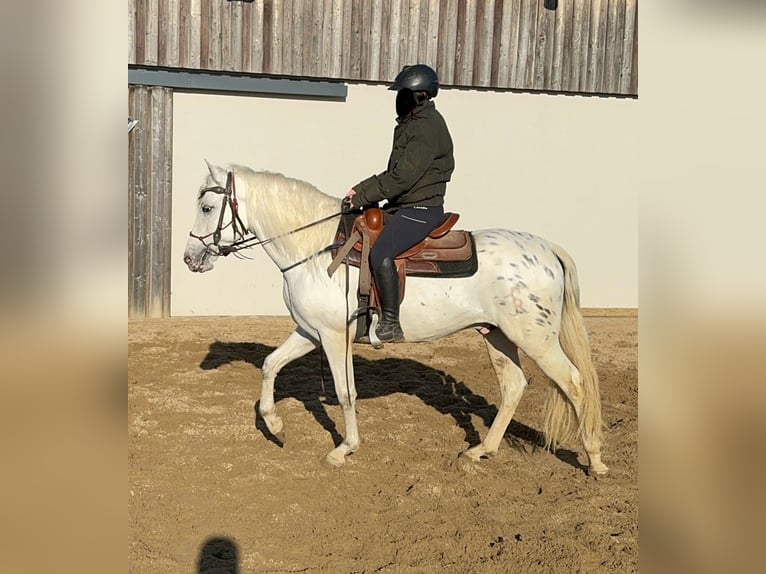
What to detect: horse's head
<box><xmin>184</xmin><ymin>161</ymin><xmax>248</xmax><ymax>273</ymax></box>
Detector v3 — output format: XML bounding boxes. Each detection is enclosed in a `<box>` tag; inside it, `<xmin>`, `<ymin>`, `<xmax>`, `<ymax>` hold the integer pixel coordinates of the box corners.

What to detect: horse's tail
<box><xmin>542</xmin><ymin>243</ymin><xmax>603</xmax><ymax>452</ymax></box>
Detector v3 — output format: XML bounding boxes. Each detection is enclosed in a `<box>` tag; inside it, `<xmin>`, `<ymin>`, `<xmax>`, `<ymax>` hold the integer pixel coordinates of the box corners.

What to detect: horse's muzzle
<box><xmin>184</xmin><ymin>252</ymin><xmax>214</xmax><ymax>273</ymax></box>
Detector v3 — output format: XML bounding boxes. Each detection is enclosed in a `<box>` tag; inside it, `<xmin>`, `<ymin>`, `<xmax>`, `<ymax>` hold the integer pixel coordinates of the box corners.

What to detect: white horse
<box><xmin>183</xmin><ymin>162</ymin><xmax>608</xmax><ymax>476</ymax></box>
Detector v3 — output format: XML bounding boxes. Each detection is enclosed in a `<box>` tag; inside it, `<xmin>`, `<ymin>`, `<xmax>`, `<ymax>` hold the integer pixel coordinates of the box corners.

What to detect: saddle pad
<box><xmin>404</xmin><ymin>233</ymin><xmax>478</xmax><ymax>277</ymax></box>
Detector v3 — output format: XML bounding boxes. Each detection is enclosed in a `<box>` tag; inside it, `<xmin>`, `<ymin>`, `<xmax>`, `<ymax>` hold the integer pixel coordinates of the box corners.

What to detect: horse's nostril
<box><xmin>184</xmin><ymin>255</ymin><xmax>192</xmax><ymax>264</ymax></box>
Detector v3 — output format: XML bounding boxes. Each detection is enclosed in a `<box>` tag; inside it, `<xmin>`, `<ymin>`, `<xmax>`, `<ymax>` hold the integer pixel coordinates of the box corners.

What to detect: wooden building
<box><xmin>128</xmin><ymin>0</ymin><xmax>638</xmax><ymax>317</ymax></box>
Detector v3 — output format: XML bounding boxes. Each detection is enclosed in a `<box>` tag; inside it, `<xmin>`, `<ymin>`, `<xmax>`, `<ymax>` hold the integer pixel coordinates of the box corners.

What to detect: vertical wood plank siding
<box><xmin>127</xmin><ymin>2</ymin><xmax>637</xmax><ymax>315</ymax></box>
<box><xmin>129</xmin><ymin>0</ymin><xmax>638</xmax><ymax>96</ymax></box>
<box><xmin>129</xmin><ymin>86</ymin><xmax>174</xmax><ymax>318</ymax></box>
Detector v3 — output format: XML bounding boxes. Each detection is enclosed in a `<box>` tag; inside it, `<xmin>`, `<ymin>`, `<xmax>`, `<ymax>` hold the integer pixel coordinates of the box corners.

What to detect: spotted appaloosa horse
<box><xmin>184</xmin><ymin>161</ymin><xmax>608</xmax><ymax>476</ymax></box>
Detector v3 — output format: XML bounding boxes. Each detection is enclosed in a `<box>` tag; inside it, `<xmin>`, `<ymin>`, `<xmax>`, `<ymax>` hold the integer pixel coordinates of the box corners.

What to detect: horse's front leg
<box><xmin>321</xmin><ymin>332</ymin><xmax>359</xmax><ymax>467</ymax></box>
<box><xmin>258</xmin><ymin>327</ymin><xmax>318</xmax><ymax>441</ymax></box>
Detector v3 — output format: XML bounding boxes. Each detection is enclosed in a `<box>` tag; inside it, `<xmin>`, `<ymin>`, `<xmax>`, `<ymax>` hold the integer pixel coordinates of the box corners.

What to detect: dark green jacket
<box><xmin>352</xmin><ymin>100</ymin><xmax>454</xmax><ymax>209</ymax></box>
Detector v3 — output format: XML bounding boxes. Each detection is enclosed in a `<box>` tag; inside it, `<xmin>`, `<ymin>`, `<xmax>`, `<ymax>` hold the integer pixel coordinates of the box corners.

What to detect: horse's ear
<box><xmin>204</xmin><ymin>159</ymin><xmax>227</xmax><ymax>184</ymax></box>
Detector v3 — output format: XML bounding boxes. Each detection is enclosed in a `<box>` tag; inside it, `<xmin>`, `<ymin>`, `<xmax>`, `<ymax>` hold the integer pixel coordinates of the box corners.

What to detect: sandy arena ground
<box><xmin>129</xmin><ymin>314</ymin><xmax>637</xmax><ymax>573</ymax></box>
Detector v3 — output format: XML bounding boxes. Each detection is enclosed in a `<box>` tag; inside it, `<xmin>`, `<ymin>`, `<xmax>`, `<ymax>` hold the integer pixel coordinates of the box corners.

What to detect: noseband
<box><xmin>189</xmin><ymin>171</ymin><xmax>248</xmax><ymax>256</ymax></box>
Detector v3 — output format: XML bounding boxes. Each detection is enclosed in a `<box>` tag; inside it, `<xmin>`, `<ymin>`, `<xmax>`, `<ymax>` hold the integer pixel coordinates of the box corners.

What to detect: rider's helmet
<box><xmin>389</xmin><ymin>64</ymin><xmax>439</xmax><ymax>98</ymax></box>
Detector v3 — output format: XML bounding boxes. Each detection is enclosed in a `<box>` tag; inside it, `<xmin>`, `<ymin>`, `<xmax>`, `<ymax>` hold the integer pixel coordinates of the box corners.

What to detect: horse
<box><xmin>183</xmin><ymin>161</ymin><xmax>608</xmax><ymax>476</ymax></box>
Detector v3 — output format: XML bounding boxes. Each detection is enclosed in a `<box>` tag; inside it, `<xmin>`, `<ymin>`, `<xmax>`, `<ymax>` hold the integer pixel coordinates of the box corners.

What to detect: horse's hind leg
<box><xmin>258</xmin><ymin>327</ymin><xmax>318</xmax><ymax>440</ymax></box>
<box><xmin>526</xmin><ymin>342</ymin><xmax>608</xmax><ymax>476</ymax></box>
<box><xmin>463</xmin><ymin>329</ymin><xmax>528</xmax><ymax>462</ymax></box>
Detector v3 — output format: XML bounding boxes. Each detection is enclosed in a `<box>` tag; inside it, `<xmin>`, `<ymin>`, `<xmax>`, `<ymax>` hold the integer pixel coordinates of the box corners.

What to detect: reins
<box><xmin>189</xmin><ymin>170</ymin><xmax>348</xmax><ymax>272</ymax></box>
<box><xmin>220</xmin><ymin>210</ymin><xmax>344</xmax><ymax>257</ymax></box>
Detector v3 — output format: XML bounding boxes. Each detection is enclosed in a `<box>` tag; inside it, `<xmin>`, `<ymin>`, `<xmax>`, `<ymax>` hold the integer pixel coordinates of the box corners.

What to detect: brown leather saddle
<box><xmin>327</xmin><ymin>207</ymin><xmax>478</xmax><ymax>338</ymax></box>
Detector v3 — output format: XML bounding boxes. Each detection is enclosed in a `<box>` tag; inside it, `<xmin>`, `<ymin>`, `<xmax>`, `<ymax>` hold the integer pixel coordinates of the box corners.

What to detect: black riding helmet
<box><xmin>389</xmin><ymin>64</ymin><xmax>439</xmax><ymax>98</ymax></box>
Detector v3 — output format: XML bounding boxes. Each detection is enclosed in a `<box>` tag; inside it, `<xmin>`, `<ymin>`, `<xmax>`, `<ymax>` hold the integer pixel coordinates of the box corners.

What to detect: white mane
<box><xmin>230</xmin><ymin>164</ymin><xmax>341</xmax><ymax>267</ymax></box>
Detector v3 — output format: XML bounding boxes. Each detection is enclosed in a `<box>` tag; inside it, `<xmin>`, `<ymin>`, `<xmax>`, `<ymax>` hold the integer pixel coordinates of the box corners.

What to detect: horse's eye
<box><xmin>202</xmin><ymin>204</ymin><xmax>213</xmax><ymax>214</ymax></box>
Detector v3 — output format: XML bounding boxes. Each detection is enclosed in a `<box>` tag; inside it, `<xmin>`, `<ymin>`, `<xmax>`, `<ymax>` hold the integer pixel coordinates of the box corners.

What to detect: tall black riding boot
<box><xmin>372</xmin><ymin>257</ymin><xmax>405</xmax><ymax>342</ymax></box>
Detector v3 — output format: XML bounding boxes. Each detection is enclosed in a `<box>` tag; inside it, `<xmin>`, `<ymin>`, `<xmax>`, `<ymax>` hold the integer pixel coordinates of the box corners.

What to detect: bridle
<box><xmin>188</xmin><ymin>171</ymin><xmax>249</xmax><ymax>256</ymax></box>
<box><xmin>188</xmin><ymin>170</ymin><xmax>347</xmax><ymax>271</ymax></box>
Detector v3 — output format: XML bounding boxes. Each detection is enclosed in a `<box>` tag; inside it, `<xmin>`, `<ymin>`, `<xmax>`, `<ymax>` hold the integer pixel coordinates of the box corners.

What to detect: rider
<box><xmin>344</xmin><ymin>64</ymin><xmax>455</xmax><ymax>343</ymax></box>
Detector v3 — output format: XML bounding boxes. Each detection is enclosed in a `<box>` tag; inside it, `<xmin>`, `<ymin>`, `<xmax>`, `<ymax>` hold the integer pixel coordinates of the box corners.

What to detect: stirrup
<box><xmin>366</xmin><ymin>314</ymin><xmax>390</xmax><ymax>348</ymax></box>
<box><xmin>365</xmin><ymin>314</ymin><xmax>384</xmax><ymax>349</ymax></box>
<box><xmin>354</xmin><ymin>313</ymin><xmax>377</xmax><ymax>346</ymax></box>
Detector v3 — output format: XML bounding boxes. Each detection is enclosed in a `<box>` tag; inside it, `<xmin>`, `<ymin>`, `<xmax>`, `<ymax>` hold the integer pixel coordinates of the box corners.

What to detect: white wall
<box><xmin>171</xmin><ymin>84</ymin><xmax>638</xmax><ymax>316</ymax></box>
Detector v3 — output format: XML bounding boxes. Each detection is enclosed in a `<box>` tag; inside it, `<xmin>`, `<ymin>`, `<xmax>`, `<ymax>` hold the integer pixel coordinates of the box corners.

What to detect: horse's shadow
<box><xmin>199</xmin><ymin>340</ymin><xmax>586</xmax><ymax>472</ymax></box>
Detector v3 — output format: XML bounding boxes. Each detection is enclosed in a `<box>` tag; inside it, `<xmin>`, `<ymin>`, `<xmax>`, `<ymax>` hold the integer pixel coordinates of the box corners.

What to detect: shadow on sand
<box><xmin>200</xmin><ymin>340</ymin><xmax>586</xmax><ymax>473</ymax></box>
<box><xmin>197</xmin><ymin>536</ymin><xmax>238</xmax><ymax>574</ymax></box>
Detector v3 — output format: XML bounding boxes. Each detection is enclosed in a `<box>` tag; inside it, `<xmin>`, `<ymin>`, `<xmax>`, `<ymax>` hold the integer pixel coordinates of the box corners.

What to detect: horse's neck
<box><xmin>244</xmin><ymin>173</ymin><xmax>338</xmax><ymax>268</ymax></box>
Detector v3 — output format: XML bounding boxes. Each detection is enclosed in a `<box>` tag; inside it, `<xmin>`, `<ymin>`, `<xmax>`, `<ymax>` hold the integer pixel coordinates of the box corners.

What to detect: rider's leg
<box><xmin>371</xmin><ymin>256</ymin><xmax>404</xmax><ymax>342</ymax></box>
<box><xmin>369</xmin><ymin>206</ymin><xmax>444</xmax><ymax>342</ymax></box>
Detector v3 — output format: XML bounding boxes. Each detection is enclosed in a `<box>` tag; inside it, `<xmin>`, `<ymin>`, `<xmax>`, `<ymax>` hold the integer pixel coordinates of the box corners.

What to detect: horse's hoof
<box><xmin>454</xmin><ymin>453</ymin><xmax>480</xmax><ymax>474</ymax></box>
<box><xmin>324</xmin><ymin>452</ymin><xmax>346</xmax><ymax>468</ymax></box>
<box><xmin>588</xmin><ymin>464</ymin><xmax>609</xmax><ymax>478</ymax></box>
<box><xmin>461</xmin><ymin>446</ymin><xmax>493</xmax><ymax>463</ymax></box>
<box><xmin>262</xmin><ymin>414</ymin><xmax>284</xmax><ymax>437</ymax></box>
<box><xmin>461</xmin><ymin>451</ymin><xmax>482</xmax><ymax>463</ymax></box>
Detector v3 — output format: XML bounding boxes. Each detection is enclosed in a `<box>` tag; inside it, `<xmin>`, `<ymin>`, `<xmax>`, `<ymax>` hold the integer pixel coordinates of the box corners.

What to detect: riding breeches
<box><xmin>369</xmin><ymin>205</ymin><xmax>445</xmax><ymax>270</ymax></box>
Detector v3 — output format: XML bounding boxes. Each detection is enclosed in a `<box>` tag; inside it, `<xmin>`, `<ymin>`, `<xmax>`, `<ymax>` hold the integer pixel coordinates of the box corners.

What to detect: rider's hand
<box><xmin>343</xmin><ymin>189</ymin><xmax>357</xmax><ymax>207</ymax></box>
